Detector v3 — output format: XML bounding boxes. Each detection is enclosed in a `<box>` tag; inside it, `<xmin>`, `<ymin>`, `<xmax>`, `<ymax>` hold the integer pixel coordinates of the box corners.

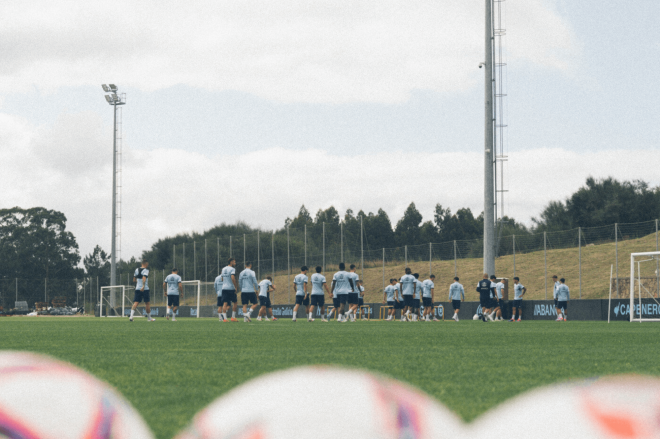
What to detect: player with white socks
<box><xmin>552</xmin><ymin>275</ymin><xmax>561</xmax><ymax>318</ymax></box>
<box><xmin>357</xmin><ymin>280</ymin><xmax>366</xmax><ymax>319</ymax></box>
<box><xmin>412</xmin><ymin>273</ymin><xmax>423</xmax><ymax>321</ymax></box>
<box><xmin>130</xmin><ymin>260</ymin><xmax>155</xmax><ymax>322</ymax></box>
<box><xmin>422</xmin><ymin>275</ymin><xmax>436</xmax><ymax>322</ymax></box>
<box><xmin>309</xmin><ymin>266</ymin><xmax>331</xmax><ymax>322</ymax></box>
<box><xmin>330</xmin><ymin>263</ymin><xmax>355</xmax><ymax>322</ymax></box>
<box><xmin>292</xmin><ymin>266</ymin><xmax>309</xmax><ymax>322</ymax></box>
<box><xmin>493</xmin><ymin>277</ymin><xmax>506</xmax><ymax>320</ymax></box>
<box><xmin>555</xmin><ymin>278</ymin><xmax>570</xmax><ymax>321</ymax></box>
<box><xmin>400</xmin><ymin>268</ymin><xmax>416</xmax><ymax>321</ymax></box>
<box><xmin>163</xmin><ymin>268</ymin><xmax>182</xmax><ymax>321</ymax></box>
<box><xmin>488</xmin><ymin>275</ymin><xmax>501</xmax><ymax>321</ymax></box>
<box><xmin>345</xmin><ymin>264</ymin><xmax>360</xmax><ymax>322</ymax></box>
<box><xmin>220</xmin><ymin>258</ymin><xmax>239</xmax><ymax>322</ymax></box>
<box><xmin>383</xmin><ymin>279</ymin><xmax>397</xmax><ymax>321</ymax></box>
<box><xmin>214</xmin><ymin>271</ymin><xmax>223</xmax><ymax>321</ymax></box>
<box><xmin>239</xmin><ymin>262</ymin><xmax>260</xmax><ymax>322</ymax></box>
<box><xmin>257</xmin><ymin>276</ymin><xmax>277</xmax><ymax>321</ymax></box>
<box><xmin>509</xmin><ymin>277</ymin><xmax>526</xmax><ymax>322</ymax></box>
<box><xmin>448</xmin><ymin>277</ymin><xmax>465</xmax><ymax>321</ymax></box>
<box><xmin>394</xmin><ymin>279</ymin><xmax>404</xmax><ymax>321</ymax></box>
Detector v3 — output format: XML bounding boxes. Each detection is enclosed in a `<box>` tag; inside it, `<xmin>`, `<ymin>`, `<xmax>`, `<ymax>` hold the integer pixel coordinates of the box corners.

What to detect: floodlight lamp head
<box><xmin>108</xmin><ymin>84</ymin><xmax>118</xmax><ymax>92</ymax></box>
<box><xmin>104</xmin><ymin>95</ymin><xmax>113</xmax><ymax>104</ymax></box>
<box><xmin>102</xmin><ymin>84</ymin><xmax>110</xmax><ymax>92</ymax></box>
<box><xmin>111</xmin><ymin>93</ymin><xmax>118</xmax><ymax>101</ymax></box>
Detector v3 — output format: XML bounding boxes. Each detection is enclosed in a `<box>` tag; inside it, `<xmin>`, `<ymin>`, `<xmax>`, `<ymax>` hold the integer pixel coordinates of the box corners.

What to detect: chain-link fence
<box><xmin>3</xmin><ymin>219</ymin><xmax>658</xmax><ymax>312</ymax></box>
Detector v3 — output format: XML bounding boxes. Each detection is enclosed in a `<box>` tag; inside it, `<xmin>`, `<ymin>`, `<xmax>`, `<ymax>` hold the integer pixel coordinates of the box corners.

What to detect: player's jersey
<box><xmin>414</xmin><ymin>280</ymin><xmax>423</xmax><ymax>299</ymax></box>
<box><xmin>358</xmin><ymin>285</ymin><xmax>365</xmax><ymax>297</ymax></box>
<box><xmin>495</xmin><ymin>282</ymin><xmax>505</xmax><ymax>299</ymax></box>
<box><xmin>221</xmin><ymin>266</ymin><xmax>236</xmax><ymax>291</ymax></box>
<box><xmin>553</xmin><ymin>281</ymin><xmax>561</xmax><ymax>299</ymax></box>
<box><xmin>395</xmin><ymin>283</ymin><xmax>402</xmax><ymax>300</ymax></box>
<box><xmin>556</xmin><ymin>284</ymin><xmax>570</xmax><ymax>301</ymax></box>
<box><xmin>385</xmin><ymin>285</ymin><xmax>396</xmax><ymax>301</ymax></box>
<box><xmin>513</xmin><ymin>283</ymin><xmax>525</xmax><ymax>300</ymax></box>
<box><xmin>164</xmin><ymin>273</ymin><xmax>181</xmax><ymax>295</ymax></box>
<box><xmin>293</xmin><ymin>273</ymin><xmax>308</xmax><ymax>295</ymax></box>
<box><xmin>214</xmin><ymin>275</ymin><xmax>223</xmax><ymax>297</ymax></box>
<box><xmin>239</xmin><ymin>268</ymin><xmax>258</xmax><ymax>293</ymax></box>
<box><xmin>258</xmin><ymin>279</ymin><xmax>272</xmax><ymax>297</ymax></box>
<box><xmin>348</xmin><ymin>272</ymin><xmax>360</xmax><ymax>293</ymax></box>
<box><xmin>332</xmin><ymin>271</ymin><xmax>352</xmax><ymax>295</ymax></box>
<box><xmin>476</xmin><ymin>279</ymin><xmax>492</xmax><ymax>300</ymax></box>
<box><xmin>489</xmin><ymin>281</ymin><xmax>498</xmax><ymax>298</ymax></box>
<box><xmin>422</xmin><ymin>279</ymin><xmax>434</xmax><ymax>298</ymax></box>
<box><xmin>400</xmin><ymin>274</ymin><xmax>416</xmax><ymax>296</ymax></box>
<box><xmin>134</xmin><ymin>268</ymin><xmax>149</xmax><ymax>290</ymax></box>
<box><xmin>449</xmin><ymin>282</ymin><xmax>464</xmax><ymax>301</ymax></box>
<box><xmin>311</xmin><ymin>273</ymin><xmax>326</xmax><ymax>295</ymax></box>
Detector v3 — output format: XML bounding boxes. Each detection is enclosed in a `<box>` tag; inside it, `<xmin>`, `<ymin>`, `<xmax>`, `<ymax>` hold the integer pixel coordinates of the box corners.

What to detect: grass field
<box><xmin>1</xmin><ymin>317</ymin><xmax>660</xmax><ymax>439</ymax></box>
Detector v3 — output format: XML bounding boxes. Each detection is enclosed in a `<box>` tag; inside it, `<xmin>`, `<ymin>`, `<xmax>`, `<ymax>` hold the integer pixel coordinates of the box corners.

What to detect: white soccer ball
<box><xmin>175</xmin><ymin>365</ymin><xmax>464</xmax><ymax>439</ymax></box>
<box><xmin>473</xmin><ymin>313</ymin><xmax>480</xmax><ymax>320</ymax></box>
<box><xmin>0</xmin><ymin>351</ymin><xmax>154</xmax><ymax>439</ymax></box>
<box><xmin>467</xmin><ymin>375</ymin><xmax>660</xmax><ymax>438</ymax></box>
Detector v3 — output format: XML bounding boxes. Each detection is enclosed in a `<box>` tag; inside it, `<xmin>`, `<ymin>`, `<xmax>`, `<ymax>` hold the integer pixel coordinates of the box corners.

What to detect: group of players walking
<box><xmin>127</xmin><ymin>258</ymin><xmax>571</xmax><ymax>322</ymax></box>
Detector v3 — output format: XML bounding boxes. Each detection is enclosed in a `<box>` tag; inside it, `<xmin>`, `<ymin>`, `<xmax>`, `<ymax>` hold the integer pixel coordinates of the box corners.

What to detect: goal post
<box><xmin>181</xmin><ymin>280</ymin><xmax>201</xmax><ymax>318</ymax></box>
<box><xmin>629</xmin><ymin>251</ymin><xmax>660</xmax><ymax>323</ymax></box>
<box><xmin>99</xmin><ymin>286</ymin><xmax>126</xmax><ymax>317</ymax></box>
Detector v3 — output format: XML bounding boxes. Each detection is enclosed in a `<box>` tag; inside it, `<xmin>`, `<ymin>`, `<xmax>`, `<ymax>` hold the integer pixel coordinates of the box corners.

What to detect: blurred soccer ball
<box><xmin>473</xmin><ymin>314</ymin><xmax>480</xmax><ymax>320</ymax></box>
<box><xmin>467</xmin><ymin>375</ymin><xmax>660</xmax><ymax>438</ymax></box>
<box><xmin>175</xmin><ymin>365</ymin><xmax>464</xmax><ymax>439</ymax></box>
<box><xmin>0</xmin><ymin>351</ymin><xmax>154</xmax><ymax>439</ymax></box>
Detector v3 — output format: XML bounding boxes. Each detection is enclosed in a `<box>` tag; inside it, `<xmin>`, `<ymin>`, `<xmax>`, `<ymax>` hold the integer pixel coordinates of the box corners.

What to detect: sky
<box><xmin>1</xmin><ymin>0</ymin><xmax>659</xmax><ymax>261</ymax></box>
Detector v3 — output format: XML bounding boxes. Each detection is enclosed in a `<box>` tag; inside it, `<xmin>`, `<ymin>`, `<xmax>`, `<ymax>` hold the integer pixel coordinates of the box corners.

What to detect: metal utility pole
<box><xmin>360</xmin><ymin>215</ymin><xmax>364</xmax><ymax>278</ymax></box>
<box><xmin>482</xmin><ymin>0</ymin><xmax>496</xmax><ymax>277</ymax></box>
<box><xmin>102</xmin><ymin>84</ymin><xmax>125</xmax><ymax>286</ymax></box>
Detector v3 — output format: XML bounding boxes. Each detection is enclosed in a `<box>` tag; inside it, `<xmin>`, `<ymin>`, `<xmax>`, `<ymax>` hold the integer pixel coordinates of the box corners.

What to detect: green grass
<box><xmin>1</xmin><ymin>317</ymin><xmax>660</xmax><ymax>438</ymax></box>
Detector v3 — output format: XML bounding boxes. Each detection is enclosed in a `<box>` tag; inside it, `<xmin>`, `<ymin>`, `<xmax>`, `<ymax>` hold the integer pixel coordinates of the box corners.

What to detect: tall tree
<box><xmin>395</xmin><ymin>203</ymin><xmax>423</xmax><ymax>246</ymax></box>
<box><xmin>83</xmin><ymin>245</ymin><xmax>110</xmax><ymax>281</ymax></box>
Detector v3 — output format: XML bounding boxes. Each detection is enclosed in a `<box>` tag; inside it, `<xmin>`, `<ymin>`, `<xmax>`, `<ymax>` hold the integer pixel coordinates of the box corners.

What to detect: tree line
<box><xmin>2</xmin><ymin>177</ymin><xmax>659</xmax><ymax>284</ymax></box>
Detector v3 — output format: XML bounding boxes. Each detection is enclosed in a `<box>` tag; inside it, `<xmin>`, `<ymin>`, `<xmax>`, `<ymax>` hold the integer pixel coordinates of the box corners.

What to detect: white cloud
<box><xmin>0</xmin><ymin>0</ymin><xmax>577</xmax><ymax>103</ymax></box>
<box><xmin>2</xmin><ymin>111</ymin><xmax>658</xmax><ymax>262</ymax></box>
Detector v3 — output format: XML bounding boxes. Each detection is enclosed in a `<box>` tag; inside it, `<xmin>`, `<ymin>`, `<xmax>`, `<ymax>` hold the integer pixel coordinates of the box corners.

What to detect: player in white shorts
<box><xmin>163</xmin><ymin>268</ymin><xmax>182</xmax><ymax>321</ymax></box>
<box><xmin>309</xmin><ymin>266</ymin><xmax>331</xmax><ymax>322</ymax></box>
<box><xmin>257</xmin><ymin>277</ymin><xmax>277</xmax><ymax>321</ymax></box>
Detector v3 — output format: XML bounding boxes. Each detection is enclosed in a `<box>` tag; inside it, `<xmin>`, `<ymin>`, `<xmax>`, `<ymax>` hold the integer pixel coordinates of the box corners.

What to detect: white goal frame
<box><xmin>100</xmin><ymin>285</ymin><xmax>127</xmax><ymax>317</ymax></box>
<box><xmin>629</xmin><ymin>251</ymin><xmax>660</xmax><ymax>323</ymax></box>
<box><xmin>180</xmin><ymin>280</ymin><xmax>201</xmax><ymax>318</ymax></box>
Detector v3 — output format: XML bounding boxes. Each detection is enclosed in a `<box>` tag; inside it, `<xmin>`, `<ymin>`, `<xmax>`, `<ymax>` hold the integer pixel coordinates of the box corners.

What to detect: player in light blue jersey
<box><xmin>357</xmin><ymin>280</ymin><xmax>367</xmax><ymax>320</ymax></box>
<box><xmin>555</xmin><ymin>278</ymin><xmax>570</xmax><ymax>321</ymax></box>
<box><xmin>130</xmin><ymin>260</ymin><xmax>155</xmax><ymax>322</ymax></box>
<box><xmin>162</xmin><ymin>268</ymin><xmax>182</xmax><ymax>321</ymax></box>
<box><xmin>394</xmin><ymin>279</ymin><xmax>404</xmax><ymax>321</ymax></box>
<box><xmin>412</xmin><ymin>273</ymin><xmax>423</xmax><ymax>321</ymax></box>
<box><xmin>383</xmin><ymin>279</ymin><xmax>398</xmax><ymax>321</ymax></box>
<box><xmin>448</xmin><ymin>277</ymin><xmax>465</xmax><ymax>321</ymax></box>
<box><xmin>239</xmin><ymin>262</ymin><xmax>260</xmax><ymax>322</ymax></box>
<box><xmin>220</xmin><ymin>258</ymin><xmax>239</xmax><ymax>322</ymax></box>
<box><xmin>214</xmin><ymin>272</ymin><xmax>223</xmax><ymax>321</ymax></box>
<box><xmin>257</xmin><ymin>276</ymin><xmax>277</xmax><ymax>321</ymax></box>
<box><xmin>552</xmin><ymin>275</ymin><xmax>561</xmax><ymax>317</ymax></box>
<box><xmin>292</xmin><ymin>266</ymin><xmax>309</xmax><ymax>322</ymax></box>
<box><xmin>493</xmin><ymin>278</ymin><xmax>506</xmax><ymax>321</ymax></box>
<box><xmin>331</xmin><ymin>262</ymin><xmax>355</xmax><ymax>322</ymax></box>
<box><xmin>309</xmin><ymin>266</ymin><xmax>331</xmax><ymax>322</ymax></box>
<box><xmin>422</xmin><ymin>275</ymin><xmax>436</xmax><ymax>322</ymax></box>
<box><xmin>345</xmin><ymin>264</ymin><xmax>361</xmax><ymax>322</ymax></box>
<box><xmin>509</xmin><ymin>277</ymin><xmax>526</xmax><ymax>322</ymax></box>
<box><xmin>488</xmin><ymin>275</ymin><xmax>501</xmax><ymax>321</ymax></box>
<box><xmin>399</xmin><ymin>268</ymin><xmax>416</xmax><ymax>321</ymax></box>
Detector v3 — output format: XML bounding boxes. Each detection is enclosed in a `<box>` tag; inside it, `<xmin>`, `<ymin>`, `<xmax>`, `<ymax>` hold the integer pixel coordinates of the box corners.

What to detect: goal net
<box><xmin>181</xmin><ymin>280</ymin><xmax>201</xmax><ymax>318</ymax></box>
<box><xmin>629</xmin><ymin>252</ymin><xmax>660</xmax><ymax>322</ymax></box>
<box><xmin>99</xmin><ymin>286</ymin><xmax>127</xmax><ymax>317</ymax></box>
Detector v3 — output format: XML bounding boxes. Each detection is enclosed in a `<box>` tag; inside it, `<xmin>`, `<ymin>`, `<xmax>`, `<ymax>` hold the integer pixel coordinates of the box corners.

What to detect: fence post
<box><xmin>453</xmin><ymin>240</ymin><xmax>457</xmax><ymax>277</ymax></box>
<box><xmin>243</xmin><ymin>234</ymin><xmax>246</xmax><ymax>268</ymax></box>
<box><xmin>341</xmin><ymin>222</ymin><xmax>344</xmax><ymax>261</ymax></box>
<box><xmin>322</xmin><ymin>222</ymin><xmax>325</xmax><ymax>274</ymax></box>
<box><xmin>15</xmin><ymin>278</ymin><xmax>17</xmax><ymax>302</ymax></box>
<box><xmin>429</xmin><ymin>243</ymin><xmax>432</xmax><ymax>276</ymax></box>
<box><xmin>194</xmin><ymin>241</ymin><xmax>197</xmax><ymax>280</ymax></box>
<box><xmin>405</xmin><ymin>246</ymin><xmax>408</xmax><ymax>268</ymax></box>
<box><xmin>173</xmin><ymin>244</ymin><xmax>176</xmax><ymax>269</ymax></box>
<box><xmin>217</xmin><ymin>237</ymin><xmax>220</xmax><ymax>275</ymax></box>
<box><xmin>656</xmin><ymin>219</ymin><xmax>659</xmax><ymax>298</ymax></box>
<box><xmin>257</xmin><ymin>230</ymin><xmax>260</xmax><ymax>280</ymax></box>
<box><xmin>205</xmin><ymin>239</ymin><xmax>208</xmax><ymax>305</ymax></box>
<box><xmin>578</xmin><ymin>227</ymin><xmax>582</xmax><ymax>299</ymax></box>
<box><xmin>287</xmin><ymin>226</ymin><xmax>290</xmax><ymax>304</ymax></box>
<box><xmin>304</xmin><ymin>224</ymin><xmax>307</xmax><ymax>266</ymax></box>
<box><xmin>544</xmin><ymin>231</ymin><xmax>547</xmax><ymax>300</ymax></box>
<box><xmin>45</xmin><ymin>277</ymin><xmax>47</xmax><ymax>303</ymax></box>
<box><xmin>183</xmin><ymin>243</ymin><xmax>186</xmax><ymax>281</ymax></box>
<box><xmin>75</xmin><ymin>278</ymin><xmax>78</xmax><ymax>307</ymax></box>
<box><xmin>615</xmin><ymin>223</ymin><xmax>618</xmax><ymax>298</ymax></box>
<box><xmin>512</xmin><ymin>235</ymin><xmax>516</xmax><ymax>278</ymax></box>
<box><xmin>230</xmin><ymin>236</ymin><xmax>232</xmax><ymax>258</ymax></box>
<box><xmin>382</xmin><ymin>248</ymin><xmax>385</xmax><ymax>292</ymax></box>
<box><xmin>272</xmin><ymin>232</ymin><xmax>275</xmax><ymax>283</ymax></box>
<box><xmin>361</xmin><ymin>215</ymin><xmax>364</xmax><ymax>279</ymax></box>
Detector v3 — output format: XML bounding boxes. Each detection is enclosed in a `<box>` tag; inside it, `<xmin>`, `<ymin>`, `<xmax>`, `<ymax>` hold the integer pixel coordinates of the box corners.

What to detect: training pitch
<box><xmin>1</xmin><ymin>318</ymin><xmax>659</xmax><ymax>439</ymax></box>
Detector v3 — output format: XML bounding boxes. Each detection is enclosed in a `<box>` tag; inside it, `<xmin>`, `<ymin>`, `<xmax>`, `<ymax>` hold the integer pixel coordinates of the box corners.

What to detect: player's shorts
<box><xmin>332</xmin><ymin>297</ymin><xmax>340</xmax><ymax>308</ymax></box>
<box><xmin>422</xmin><ymin>297</ymin><xmax>433</xmax><ymax>307</ymax></box>
<box><xmin>498</xmin><ymin>299</ymin><xmax>505</xmax><ymax>309</ymax></box>
<box><xmin>413</xmin><ymin>299</ymin><xmax>421</xmax><ymax>309</ymax></box>
<box><xmin>241</xmin><ymin>292</ymin><xmax>257</xmax><ymax>305</ymax></box>
<box><xmin>387</xmin><ymin>300</ymin><xmax>395</xmax><ymax>307</ymax></box>
<box><xmin>489</xmin><ymin>298</ymin><xmax>498</xmax><ymax>309</ymax></box>
<box><xmin>556</xmin><ymin>300</ymin><xmax>567</xmax><ymax>310</ymax></box>
<box><xmin>403</xmin><ymin>295</ymin><xmax>414</xmax><ymax>307</ymax></box>
<box><xmin>311</xmin><ymin>295</ymin><xmax>324</xmax><ymax>307</ymax></box>
<box><xmin>133</xmin><ymin>289</ymin><xmax>150</xmax><ymax>304</ymax></box>
<box><xmin>554</xmin><ymin>299</ymin><xmax>558</xmax><ymax>307</ymax></box>
<box><xmin>348</xmin><ymin>293</ymin><xmax>359</xmax><ymax>304</ymax></box>
<box><xmin>167</xmin><ymin>295</ymin><xmax>180</xmax><ymax>307</ymax></box>
<box><xmin>337</xmin><ymin>294</ymin><xmax>347</xmax><ymax>304</ymax></box>
<box><xmin>480</xmin><ymin>297</ymin><xmax>491</xmax><ymax>308</ymax></box>
<box><xmin>394</xmin><ymin>300</ymin><xmax>404</xmax><ymax>310</ymax></box>
<box><xmin>216</xmin><ymin>296</ymin><xmax>223</xmax><ymax>307</ymax></box>
<box><xmin>512</xmin><ymin>299</ymin><xmax>523</xmax><ymax>308</ymax></box>
<box><xmin>452</xmin><ymin>299</ymin><xmax>461</xmax><ymax>310</ymax></box>
<box><xmin>358</xmin><ymin>298</ymin><xmax>364</xmax><ymax>306</ymax></box>
<box><xmin>258</xmin><ymin>295</ymin><xmax>271</xmax><ymax>307</ymax></box>
<box><xmin>221</xmin><ymin>290</ymin><xmax>237</xmax><ymax>305</ymax></box>
<box><xmin>295</xmin><ymin>295</ymin><xmax>310</xmax><ymax>306</ymax></box>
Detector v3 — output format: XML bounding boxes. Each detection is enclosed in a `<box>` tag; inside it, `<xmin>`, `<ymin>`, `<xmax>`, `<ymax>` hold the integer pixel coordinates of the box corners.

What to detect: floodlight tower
<box><xmin>101</xmin><ymin>84</ymin><xmax>126</xmax><ymax>287</ymax></box>
<box><xmin>483</xmin><ymin>0</ymin><xmax>496</xmax><ymax>276</ymax></box>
